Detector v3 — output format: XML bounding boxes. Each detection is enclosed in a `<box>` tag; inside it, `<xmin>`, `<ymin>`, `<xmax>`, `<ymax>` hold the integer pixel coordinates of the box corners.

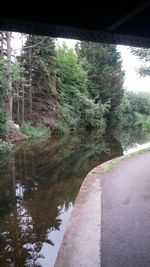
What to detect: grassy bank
<box><xmin>107</xmin><ymin>146</ymin><xmax>150</xmax><ymax>173</ymax></box>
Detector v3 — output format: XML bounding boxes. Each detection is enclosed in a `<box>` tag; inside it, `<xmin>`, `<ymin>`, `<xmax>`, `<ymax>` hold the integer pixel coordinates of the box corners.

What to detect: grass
<box><xmin>107</xmin><ymin>146</ymin><xmax>150</xmax><ymax>173</ymax></box>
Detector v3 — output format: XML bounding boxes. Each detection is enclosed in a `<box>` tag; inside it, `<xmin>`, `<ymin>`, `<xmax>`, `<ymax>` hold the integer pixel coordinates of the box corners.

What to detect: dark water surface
<box><xmin>0</xmin><ymin>128</ymin><xmax>150</xmax><ymax>267</ymax></box>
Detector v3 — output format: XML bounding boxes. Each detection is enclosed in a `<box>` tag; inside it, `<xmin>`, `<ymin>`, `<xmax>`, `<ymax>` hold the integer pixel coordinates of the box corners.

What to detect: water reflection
<box><xmin>0</xmin><ymin>128</ymin><xmax>150</xmax><ymax>266</ymax></box>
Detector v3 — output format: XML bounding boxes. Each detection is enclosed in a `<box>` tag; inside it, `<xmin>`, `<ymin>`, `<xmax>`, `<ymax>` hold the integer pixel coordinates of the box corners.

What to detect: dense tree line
<box><xmin>2</xmin><ymin>32</ymin><xmax>150</xmax><ymax>145</ymax></box>
<box><xmin>1</xmin><ymin>32</ymin><xmax>150</xmax><ymax>143</ymax></box>
<box><xmin>111</xmin><ymin>46</ymin><xmax>150</xmax><ymax>131</ymax></box>
<box><xmin>112</xmin><ymin>91</ymin><xmax>150</xmax><ymax>130</ymax></box>
<box><xmin>0</xmin><ymin>32</ymin><xmax>150</xmax><ymax>153</ymax></box>
<box><xmin>0</xmin><ymin>32</ymin><xmax>125</xmax><ymax>141</ymax></box>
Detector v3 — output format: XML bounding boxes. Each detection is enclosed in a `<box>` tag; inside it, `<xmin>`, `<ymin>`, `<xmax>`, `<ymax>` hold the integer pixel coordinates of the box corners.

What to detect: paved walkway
<box><xmin>55</xmin><ymin>151</ymin><xmax>150</xmax><ymax>267</ymax></box>
<box><xmin>55</xmin><ymin>164</ymin><xmax>101</xmax><ymax>267</ymax></box>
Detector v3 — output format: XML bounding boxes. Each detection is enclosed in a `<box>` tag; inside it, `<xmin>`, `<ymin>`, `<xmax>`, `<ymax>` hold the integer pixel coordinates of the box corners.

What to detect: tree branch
<box><xmin>12</xmin><ymin>37</ymin><xmax>47</xmax><ymax>52</ymax></box>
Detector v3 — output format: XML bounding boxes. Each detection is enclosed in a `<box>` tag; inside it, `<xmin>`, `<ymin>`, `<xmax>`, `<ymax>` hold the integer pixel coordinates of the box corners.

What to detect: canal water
<box><xmin>0</xmin><ymin>128</ymin><xmax>150</xmax><ymax>267</ymax></box>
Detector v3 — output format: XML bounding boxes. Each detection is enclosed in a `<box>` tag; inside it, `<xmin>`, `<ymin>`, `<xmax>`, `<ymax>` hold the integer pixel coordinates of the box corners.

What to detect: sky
<box><xmin>117</xmin><ymin>45</ymin><xmax>150</xmax><ymax>93</ymax></box>
<box><xmin>12</xmin><ymin>34</ymin><xmax>150</xmax><ymax>93</ymax></box>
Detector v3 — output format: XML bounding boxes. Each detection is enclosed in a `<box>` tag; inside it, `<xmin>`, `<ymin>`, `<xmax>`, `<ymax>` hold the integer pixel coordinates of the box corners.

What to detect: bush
<box><xmin>55</xmin><ymin>120</ymin><xmax>70</xmax><ymax>134</ymax></box>
<box><xmin>134</xmin><ymin>112</ymin><xmax>150</xmax><ymax>130</ymax></box>
<box><xmin>20</xmin><ymin>122</ymin><xmax>51</xmax><ymax>139</ymax></box>
<box><xmin>0</xmin><ymin>140</ymin><xmax>13</xmax><ymax>154</ymax></box>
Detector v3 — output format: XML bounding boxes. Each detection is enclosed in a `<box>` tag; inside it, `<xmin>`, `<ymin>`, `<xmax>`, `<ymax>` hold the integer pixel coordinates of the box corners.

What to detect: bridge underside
<box><xmin>1</xmin><ymin>1</ymin><xmax>150</xmax><ymax>48</ymax></box>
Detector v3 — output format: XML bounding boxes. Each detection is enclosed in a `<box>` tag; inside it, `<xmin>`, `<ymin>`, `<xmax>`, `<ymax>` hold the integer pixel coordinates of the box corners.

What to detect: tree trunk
<box><xmin>21</xmin><ymin>34</ymin><xmax>24</xmax><ymax>123</ymax></box>
<box><xmin>22</xmin><ymin>87</ymin><xmax>24</xmax><ymax>123</ymax></box>
<box><xmin>16</xmin><ymin>81</ymin><xmax>20</xmax><ymax>123</ymax></box>
<box><xmin>29</xmin><ymin>46</ymin><xmax>32</xmax><ymax>119</ymax></box>
<box><xmin>6</xmin><ymin>31</ymin><xmax>13</xmax><ymax>122</ymax></box>
<box><xmin>0</xmin><ymin>32</ymin><xmax>4</xmax><ymax>58</ymax></box>
<box><xmin>8</xmin><ymin>95</ymin><xmax>13</xmax><ymax>121</ymax></box>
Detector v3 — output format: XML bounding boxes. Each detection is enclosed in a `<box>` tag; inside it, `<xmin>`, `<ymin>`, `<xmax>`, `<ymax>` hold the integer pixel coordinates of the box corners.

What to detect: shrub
<box><xmin>20</xmin><ymin>122</ymin><xmax>51</xmax><ymax>139</ymax></box>
<box><xmin>55</xmin><ymin>120</ymin><xmax>70</xmax><ymax>134</ymax></box>
<box><xmin>0</xmin><ymin>140</ymin><xmax>13</xmax><ymax>154</ymax></box>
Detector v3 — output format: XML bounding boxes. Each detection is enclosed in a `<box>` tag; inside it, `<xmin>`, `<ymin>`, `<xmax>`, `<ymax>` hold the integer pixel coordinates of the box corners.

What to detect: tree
<box><xmin>76</xmin><ymin>41</ymin><xmax>124</xmax><ymax>112</ymax></box>
<box><xmin>6</xmin><ymin>32</ymin><xmax>13</xmax><ymax>121</ymax></box>
<box><xmin>130</xmin><ymin>47</ymin><xmax>150</xmax><ymax>76</ymax></box>
<box><xmin>56</xmin><ymin>44</ymin><xmax>109</xmax><ymax>132</ymax></box>
<box><xmin>112</xmin><ymin>91</ymin><xmax>150</xmax><ymax>129</ymax></box>
<box><xmin>16</xmin><ymin>35</ymin><xmax>58</xmax><ymax>126</ymax></box>
<box><xmin>0</xmin><ymin>33</ymin><xmax>9</xmax><ymax>137</ymax></box>
<box><xmin>0</xmin><ymin>31</ymin><xmax>25</xmax><ymax>125</ymax></box>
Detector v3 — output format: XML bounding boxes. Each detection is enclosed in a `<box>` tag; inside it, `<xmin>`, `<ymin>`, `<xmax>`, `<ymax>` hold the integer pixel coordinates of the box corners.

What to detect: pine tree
<box><xmin>76</xmin><ymin>41</ymin><xmax>124</xmax><ymax>112</ymax></box>
<box><xmin>0</xmin><ymin>31</ymin><xmax>24</xmax><ymax>126</ymax></box>
<box><xmin>15</xmin><ymin>35</ymin><xmax>58</xmax><ymax>127</ymax></box>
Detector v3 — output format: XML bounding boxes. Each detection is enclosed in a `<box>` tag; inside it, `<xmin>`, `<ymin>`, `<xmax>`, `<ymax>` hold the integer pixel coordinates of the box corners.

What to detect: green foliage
<box><xmin>0</xmin><ymin>33</ymin><xmax>126</xmax><ymax>140</ymax></box>
<box><xmin>112</xmin><ymin>92</ymin><xmax>135</xmax><ymax>126</ymax></box>
<box><xmin>0</xmin><ymin>57</ymin><xmax>24</xmax><ymax>98</ymax></box>
<box><xmin>134</xmin><ymin>92</ymin><xmax>150</xmax><ymax>115</ymax></box>
<box><xmin>0</xmin><ymin>58</ymin><xmax>8</xmax><ymax>139</ymax></box>
<box><xmin>130</xmin><ymin>47</ymin><xmax>150</xmax><ymax>62</ymax></box>
<box><xmin>0</xmin><ymin>140</ymin><xmax>13</xmax><ymax>155</ymax></box>
<box><xmin>0</xmin><ymin>59</ymin><xmax>7</xmax><ymax>99</ymax></box>
<box><xmin>76</xmin><ymin>41</ymin><xmax>124</xmax><ymax>111</ymax></box>
<box><xmin>56</xmin><ymin>45</ymin><xmax>87</xmax><ymax>130</ymax></box>
<box><xmin>56</xmin><ymin>45</ymin><xmax>109</xmax><ymax>132</ymax></box>
<box><xmin>15</xmin><ymin>35</ymin><xmax>58</xmax><ymax>125</ymax></box>
<box><xmin>55</xmin><ymin>119</ymin><xmax>70</xmax><ymax>134</ymax></box>
<box><xmin>76</xmin><ymin>95</ymin><xmax>109</xmax><ymax>128</ymax></box>
<box><xmin>22</xmin><ymin>35</ymin><xmax>57</xmax><ymax>89</ymax></box>
<box><xmin>112</xmin><ymin>91</ymin><xmax>150</xmax><ymax>130</ymax></box>
<box><xmin>134</xmin><ymin>112</ymin><xmax>150</xmax><ymax>130</ymax></box>
<box><xmin>20</xmin><ymin>122</ymin><xmax>51</xmax><ymax>139</ymax></box>
<box><xmin>130</xmin><ymin>47</ymin><xmax>150</xmax><ymax>77</ymax></box>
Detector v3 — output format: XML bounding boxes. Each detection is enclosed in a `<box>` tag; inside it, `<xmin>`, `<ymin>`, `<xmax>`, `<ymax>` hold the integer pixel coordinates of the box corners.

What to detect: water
<box><xmin>0</xmin><ymin>128</ymin><xmax>150</xmax><ymax>267</ymax></box>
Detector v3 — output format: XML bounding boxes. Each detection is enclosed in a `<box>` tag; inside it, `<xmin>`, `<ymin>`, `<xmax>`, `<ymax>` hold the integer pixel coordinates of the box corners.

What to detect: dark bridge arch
<box><xmin>0</xmin><ymin>1</ymin><xmax>150</xmax><ymax>47</ymax></box>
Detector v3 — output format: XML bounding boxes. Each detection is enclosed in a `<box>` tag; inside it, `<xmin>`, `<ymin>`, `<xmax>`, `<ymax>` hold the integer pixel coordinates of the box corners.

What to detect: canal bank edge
<box><xmin>55</xmin><ymin>147</ymin><xmax>150</xmax><ymax>267</ymax></box>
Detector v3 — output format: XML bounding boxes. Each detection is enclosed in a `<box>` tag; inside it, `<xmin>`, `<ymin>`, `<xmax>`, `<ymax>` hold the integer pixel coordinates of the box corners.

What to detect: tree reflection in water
<box><xmin>0</xmin><ymin>128</ymin><xmax>149</xmax><ymax>266</ymax></box>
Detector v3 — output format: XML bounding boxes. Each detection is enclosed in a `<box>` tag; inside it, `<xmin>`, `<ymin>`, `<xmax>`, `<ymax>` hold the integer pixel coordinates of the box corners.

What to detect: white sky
<box><xmin>12</xmin><ymin>34</ymin><xmax>150</xmax><ymax>93</ymax></box>
<box><xmin>117</xmin><ymin>45</ymin><xmax>150</xmax><ymax>93</ymax></box>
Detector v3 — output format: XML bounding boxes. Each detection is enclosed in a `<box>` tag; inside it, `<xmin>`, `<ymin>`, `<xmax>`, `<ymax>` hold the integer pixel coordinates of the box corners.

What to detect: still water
<box><xmin>0</xmin><ymin>128</ymin><xmax>150</xmax><ymax>267</ymax></box>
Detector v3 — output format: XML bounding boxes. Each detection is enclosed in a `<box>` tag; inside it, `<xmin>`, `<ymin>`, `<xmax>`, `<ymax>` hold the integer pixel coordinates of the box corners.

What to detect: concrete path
<box><xmin>55</xmin><ymin>151</ymin><xmax>150</xmax><ymax>267</ymax></box>
<box><xmin>55</xmin><ymin>165</ymin><xmax>102</xmax><ymax>267</ymax></box>
<box><xmin>102</xmin><ymin>151</ymin><xmax>150</xmax><ymax>267</ymax></box>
